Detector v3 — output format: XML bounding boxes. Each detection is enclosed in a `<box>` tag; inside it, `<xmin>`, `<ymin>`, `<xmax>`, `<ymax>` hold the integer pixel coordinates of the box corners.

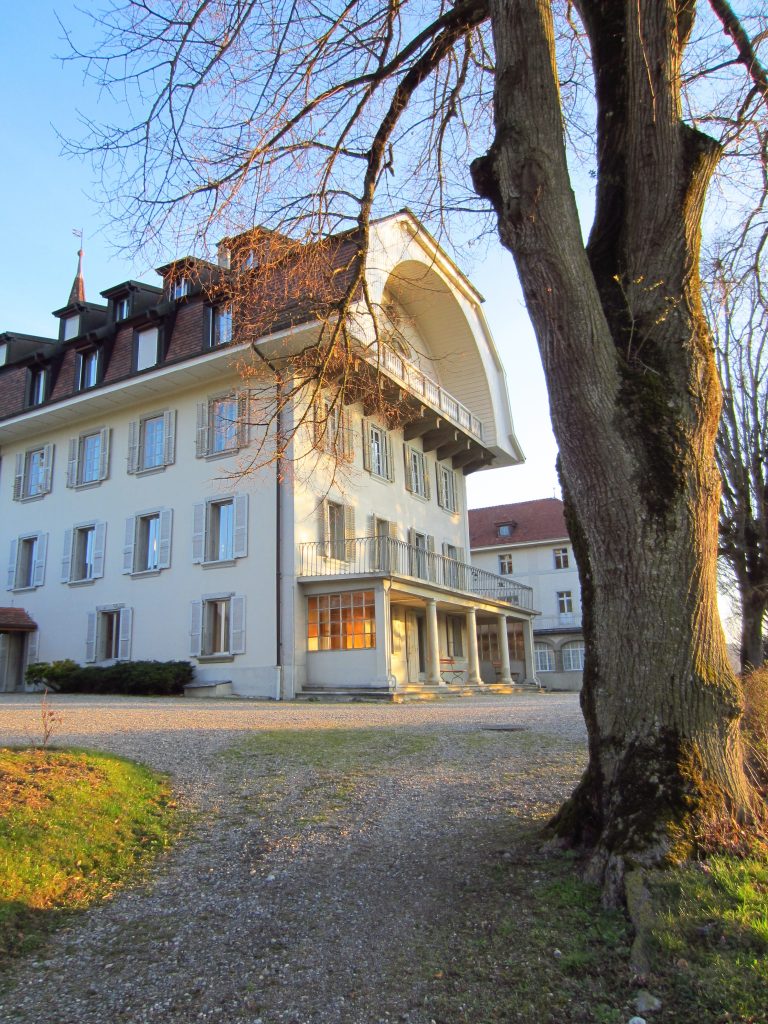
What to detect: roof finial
<box><xmin>69</xmin><ymin>229</ymin><xmax>85</xmax><ymax>304</ymax></box>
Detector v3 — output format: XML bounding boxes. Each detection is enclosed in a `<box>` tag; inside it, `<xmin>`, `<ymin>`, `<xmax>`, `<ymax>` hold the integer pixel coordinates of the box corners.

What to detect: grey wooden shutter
<box><xmin>436</xmin><ymin>466</ymin><xmax>446</xmax><ymax>509</ymax></box>
<box><xmin>232</xmin><ymin>495</ymin><xmax>248</xmax><ymax>558</ymax></box>
<box><xmin>424</xmin><ymin>459</ymin><xmax>432</xmax><ymax>500</ymax></box>
<box><xmin>367</xmin><ymin>513</ymin><xmax>376</xmax><ymax>537</ymax></box>
<box><xmin>26</xmin><ymin>630</ymin><xmax>40</xmax><ymax>668</ymax></box>
<box><xmin>203</xmin><ymin>305</ymin><xmax>213</xmax><ymax>348</ymax></box>
<box><xmin>189</xmin><ymin>601</ymin><xmax>203</xmax><ymax>657</ymax></box>
<box><xmin>319</xmin><ymin>500</ymin><xmax>330</xmax><ymax>556</ymax></box>
<box><xmin>313</xmin><ymin>401</ymin><xmax>324</xmax><ymax>448</ymax></box>
<box><xmin>118</xmin><ymin>608</ymin><xmax>133</xmax><ymax>661</ymax></box>
<box><xmin>32</xmin><ymin>533</ymin><xmax>47</xmax><ymax>587</ymax></box>
<box><xmin>192</xmin><ymin>502</ymin><xmax>206</xmax><ymax>563</ymax></box>
<box><xmin>122</xmin><ymin>517</ymin><xmax>136</xmax><ymax>574</ymax></box>
<box><xmin>157</xmin><ymin>509</ymin><xmax>173</xmax><ymax>569</ymax></box>
<box><xmin>427</xmin><ymin>535</ymin><xmax>436</xmax><ymax>580</ymax></box>
<box><xmin>344</xmin><ymin>504</ymin><xmax>356</xmax><ymax>561</ymax></box>
<box><xmin>196</xmin><ymin>403</ymin><xmax>209</xmax><ymax>457</ymax></box>
<box><xmin>92</xmin><ymin>522</ymin><xmax>107</xmax><ymax>579</ymax></box>
<box><xmin>13</xmin><ymin>454</ymin><xmax>24</xmax><ymax>501</ymax></box>
<box><xmin>163</xmin><ymin>410</ymin><xmax>176</xmax><ymax>465</ymax></box>
<box><xmin>403</xmin><ymin>444</ymin><xmax>413</xmax><ymax>492</ymax></box>
<box><xmin>85</xmin><ymin>612</ymin><xmax>97</xmax><ymax>663</ymax></box>
<box><xmin>385</xmin><ymin>431</ymin><xmax>395</xmax><ymax>481</ymax></box>
<box><xmin>127</xmin><ymin>420</ymin><xmax>139</xmax><ymax>474</ymax></box>
<box><xmin>237</xmin><ymin>392</ymin><xmax>248</xmax><ymax>447</ymax></box>
<box><xmin>230</xmin><ymin>595</ymin><xmax>246</xmax><ymax>654</ymax></box>
<box><xmin>42</xmin><ymin>444</ymin><xmax>54</xmax><ymax>493</ymax></box>
<box><xmin>7</xmin><ymin>540</ymin><xmax>18</xmax><ymax>590</ymax></box>
<box><xmin>60</xmin><ymin>529</ymin><xmax>73</xmax><ymax>583</ymax></box>
<box><xmin>342</xmin><ymin>409</ymin><xmax>353</xmax><ymax>461</ymax></box>
<box><xmin>97</xmin><ymin>428</ymin><xmax>110</xmax><ymax>481</ymax></box>
<box><xmin>361</xmin><ymin>420</ymin><xmax>371</xmax><ymax>471</ymax></box>
<box><xmin>66</xmin><ymin>438</ymin><xmax>78</xmax><ymax>488</ymax></box>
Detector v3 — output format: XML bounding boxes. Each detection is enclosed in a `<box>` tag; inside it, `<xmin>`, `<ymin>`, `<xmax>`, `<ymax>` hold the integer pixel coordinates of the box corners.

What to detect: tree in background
<box><xmin>68</xmin><ymin>1</ymin><xmax>768</xmax><ymax>898</ymax></box>
<box><xmin>708</xmin><ymin>263</ymin><xmax>768</xmax><ymax>671</ymax></box>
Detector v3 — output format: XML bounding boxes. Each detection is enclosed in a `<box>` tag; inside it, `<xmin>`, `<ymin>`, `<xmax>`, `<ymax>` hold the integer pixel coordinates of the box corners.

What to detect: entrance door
<box><xmin>0</xmin><ymin>634</ymin><xmax>25</xmax><ymax>692</ymax></box>
<box><xmin>405</xmin><ymin>611</ymin><xmax>426</xmax><ymax>682</ymax></box>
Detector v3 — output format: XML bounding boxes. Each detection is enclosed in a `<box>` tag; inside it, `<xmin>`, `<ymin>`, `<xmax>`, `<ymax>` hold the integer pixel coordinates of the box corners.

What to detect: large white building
<box><xmin>469</xmin><ymin>499</ymin><xmax>585</xmax><ymax>691</ymax></box>
<box><xmin>0</xmin><ymin>212</ymin><xmax>539</xmax><ymax>699</ymax></box>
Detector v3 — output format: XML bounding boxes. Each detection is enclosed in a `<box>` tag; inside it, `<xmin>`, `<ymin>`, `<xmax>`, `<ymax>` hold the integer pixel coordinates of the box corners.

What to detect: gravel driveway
<box><xmin>0</xmin><ymin>692</ymin><xmax>586</xmax><ymax>1023</ymax></box>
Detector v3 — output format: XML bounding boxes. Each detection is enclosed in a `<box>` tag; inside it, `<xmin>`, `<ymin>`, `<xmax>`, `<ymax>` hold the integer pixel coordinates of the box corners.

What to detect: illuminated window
<box><xmin>307</xmin><ymin>590</ymin><xmax>376</xmax><ymax>651</ymax></box>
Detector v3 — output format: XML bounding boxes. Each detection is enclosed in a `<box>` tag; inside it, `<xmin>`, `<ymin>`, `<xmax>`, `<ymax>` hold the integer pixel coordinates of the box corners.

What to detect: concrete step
<box><xmin>184</xmin><ymin>680</ymin><xmax>234</xmax><ymax>699</ymax></box>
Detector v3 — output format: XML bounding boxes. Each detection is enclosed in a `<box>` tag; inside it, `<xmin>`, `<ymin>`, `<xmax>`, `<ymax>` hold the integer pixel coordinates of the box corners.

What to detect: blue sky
<box><xmin>0</xmin><ymin>2</ymin><xmax>561</xmax><ymax>508</ymax></box>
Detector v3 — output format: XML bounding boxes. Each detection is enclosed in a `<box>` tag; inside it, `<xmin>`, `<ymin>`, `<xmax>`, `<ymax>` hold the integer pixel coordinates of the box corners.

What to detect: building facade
<box><xmin>469</xmin><ymin>499</ymin><xmax>585</xmax><ymax>690</ymax></box>
<box><xmin>0</xmin><ymin>212</ymin><xmax>539</xmax><ymax>698</ymax></box>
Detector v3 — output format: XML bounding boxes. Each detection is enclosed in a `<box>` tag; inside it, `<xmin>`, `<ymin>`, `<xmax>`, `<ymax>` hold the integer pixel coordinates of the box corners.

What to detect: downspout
<box><xmin>253</xmin><ymin>344</ymin><xmax>283</xmax><ymax>700</ymax></box>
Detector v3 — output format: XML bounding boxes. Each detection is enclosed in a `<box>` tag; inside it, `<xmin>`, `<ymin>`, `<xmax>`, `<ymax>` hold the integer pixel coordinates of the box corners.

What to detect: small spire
<box><xmin>69</xmin><ymin>230</ymin><xmax>85</xmax><ymax>305</ymax></box>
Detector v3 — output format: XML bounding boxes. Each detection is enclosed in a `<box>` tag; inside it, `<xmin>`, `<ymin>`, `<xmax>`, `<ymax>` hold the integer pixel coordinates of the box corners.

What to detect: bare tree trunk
<box><xmin>473</xmin><ymin>0</ymin><xmax>756</xmax><ymax>893</ymax></box>
<box><xmin>739</xmin><ymin>580</ymin><xmax>767</xmax><ymax>672</ymax></box>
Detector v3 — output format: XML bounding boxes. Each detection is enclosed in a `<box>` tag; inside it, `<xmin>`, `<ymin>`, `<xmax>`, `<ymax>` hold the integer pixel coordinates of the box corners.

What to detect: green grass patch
<box><xmin>0</xmin><ymin>747</ymin><xmax>178</xmax><ymax>961</ymax></box>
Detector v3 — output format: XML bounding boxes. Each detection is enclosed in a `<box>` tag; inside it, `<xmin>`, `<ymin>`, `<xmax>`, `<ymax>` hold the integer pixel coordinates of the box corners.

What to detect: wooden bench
<box><xmin>439</xmin><ymin>657</ymin><xmax>465</xmax><ymax>684</ymax></box>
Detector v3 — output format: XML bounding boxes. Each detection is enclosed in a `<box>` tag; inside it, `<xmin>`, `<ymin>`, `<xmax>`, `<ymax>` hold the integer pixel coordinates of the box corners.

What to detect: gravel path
<box><xmin>0</xmin><ymin>693</ymin><xmax>586</xmax><ymax>1023</ymax></box>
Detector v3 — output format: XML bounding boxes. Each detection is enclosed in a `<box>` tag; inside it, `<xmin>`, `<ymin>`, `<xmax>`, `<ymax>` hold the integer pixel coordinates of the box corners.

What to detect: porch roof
<box><xmin>0</xmin><ymin>608</ymin><xmax>37</xmax><ymax>632</ymax></box>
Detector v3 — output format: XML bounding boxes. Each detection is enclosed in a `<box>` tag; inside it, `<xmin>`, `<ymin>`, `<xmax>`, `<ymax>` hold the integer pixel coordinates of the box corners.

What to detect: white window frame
<box><xmin>7</xmin><ymin>533</ymin><xmax>48</xmax><ymax>591</ymax></box>
<box><xmin>85</xmin><ymin>605</ymin><xmax>133</xmax><ymax>663</ymax></box>
<box><xmin>115</xmin><ymin>296</ymin><xmax>131</xmax><ymax>321</ymax></box>
<box><xmin>313</xmin><ymin>399</ymin><xmax>353</xmax><ymax>460</ymax></box>
<box><xmin>13</xmin><ymin>444</ymin><xmax>54</xmax><ymax>501</ymax></box>
<box><xmin>127</xmin><ymin>410</ymin><xmax>176</xmax><ymax>474</ymax></box>
<box><xmin>557</xmin><ymin>590</ymin><xmax>574</xmax><ymax>615</ymax></box>
<box><xmin>67</xmin><ymin>428</ymin><xmax>110</xmax><ymax>488</ymax></box>
<box><xmin>553</xmin><ymin>547</ymin><xmax>570</xmax><ymax>570</ymax></box>
<box><xmin>498</xmin><ymin>552</ymin><xmax>514</xmax><ymax>575</ymax></box>
<box><xmin>171</xmin><ymin>277</ymin><xmax>190</xmax><ymax>299</ymax></box>
<box><xmin>361</xmin><ymin>420</ymin><xmax>394</xmax><ymax>481</ymax></box>
<box><xmin>403</xmin><ymin>444</ymin><xmax>431</xmax><ymax>500</ymax></box>
<box><xmin>62</xmin><ymin>314</ymin><xmax>80</xmax><ymax>341</ymax></box>
<box><xmin>61</xmin><ymin>521</ymin><xmax>107</xmax><ymax>584</ymax></box>
<box><xmin>189</xmin><ymin>593</ymin><xmax>246</xmax><ymax>658</ymax></box>
<box><xmin>135</xmin><ymin>326</ymin><xmax>160</xmax><ymax>371</ymax></box>
<box><xmin>319</xmin><ymin>499</ymin><xmax>355</xmax><ymax>562</ymax></box>
<box><xmin>535</xmin><ymin>643</ymin><xmax>555</xmax><ymax>673</ymax></box>
<box><xmin>498</xmin><ymin>523</ymin><xmax>513</xmax><ymax>538</ymax></box>
<box><xmin>28</xmin><ymin>366</ymin><xmax>48</xmax><ymax>406</ymax></box>
<box><xmin>75</xmin><ymin>349</ymin><xmax>100</xmax><ymax>391</ymax></box>
<box><xmin>408</xmin><ymin>528</ymin><xmax>434</xmax><ymax>580</ymax></box>
<box><xmin>436</xmin><ymin>463</ymin><xmax>459</xmax><ymax>513</ymax></box>
<box><xmin>192</xmin><ymin>495</ymin><xmax>249</xmax><ymax>565</ymax></box>
<box><xmin>196</xmin><ymin>394</ymin><xmax>248</xmax><ymax>458</ymax></box>
<box><xmin>122</xmin><ymin>509</ymin><xmax>173</xmax><ymax>575</ymax></box>
<box><xmin>562</xmin><ymin>641</ymin><xmax>586</xmax><ymax>672</ymax></box>
<box><xmin>208</xmin><ymin>306</ymin><xmax>233</xmax><ymax>347</ymax></box>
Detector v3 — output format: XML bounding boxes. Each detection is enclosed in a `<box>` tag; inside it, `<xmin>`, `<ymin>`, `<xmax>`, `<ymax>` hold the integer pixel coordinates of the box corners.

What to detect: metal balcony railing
<box><xmin>298</xmin><ymin>537</ymin><xmax>533</xmax><ymax>610</ymax></box>
<box><xmin>534</xmin><ymin>613</ymin><xmax>583</xmax><ymax>631</ymax></box>
<box><xmin>371</xmin><ymin>340</ymin><xmax>484</xmax><ymax>441</ymax></box>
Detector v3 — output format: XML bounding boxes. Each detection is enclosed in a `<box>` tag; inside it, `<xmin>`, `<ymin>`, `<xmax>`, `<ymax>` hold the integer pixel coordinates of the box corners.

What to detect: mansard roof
<box><xmin>468</xmin><ymin>498</ymin><xmax>569</xmax><ymax>549</ymax></box>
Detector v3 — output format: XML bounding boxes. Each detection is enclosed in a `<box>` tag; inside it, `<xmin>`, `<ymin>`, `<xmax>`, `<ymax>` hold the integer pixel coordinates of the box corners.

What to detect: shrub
<box><xmin>25</xmin><ymin>660</ymin><xmax>194</xmax><ymax>696</ymax></box>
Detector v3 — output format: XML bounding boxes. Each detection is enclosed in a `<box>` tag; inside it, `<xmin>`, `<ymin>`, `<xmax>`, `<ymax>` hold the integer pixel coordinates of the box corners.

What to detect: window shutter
<box><xmin>388</xmin><ymin>521</ymin><xmax>399</xmax><ymax>540</ymax></box>
<box><xmin>344</xmin><ymin>504</ymin><xmax>356</xmax><ymax>561</ymax></box>
<box><xmin>196</xmin><ymin>403</ymin><xmax>209</xmax><ymax>457</ymax></box>
<box><xmin>403</xmin><ymin>444</ymin><xmax>413</xmax><ymax>492</ymax></box>
<box><xmin>85</xmin><ymin>612</ymin><xmax>97</xmax><ymax>663</ymax></box>
<box><xmin>361</xmin><ymin>420</ymin><xmax>370</xmax><ymax>472</ymax></box>
<box><xmin>60</xmin><ymin>529</ymin><xmax>73</xmax><ymax>583</ymax></box>
<box><xmin>203</xmin><ymin>305</ymin><xmax>213</xmax><ymax>348</ymax></box>
<box><xmin>127</xmin><ymin>420</ymin><xmax>139</xmax><ymax>474</ymax></box>
<box><xmin>436</xmin><ymin>466</ymin><xmax>446</xmax><ymax>508</ymax></box>
<box><xmin>32</xmin><ymin>533</ymin><xmax>47</xmax><ymax>587</ymax></box>
<box><xmin>13</xmin><ymin>454</ymin><xmax>24</xmax><ymax>501</ymax></box>
<box><xmin>385</xmin><ymin>431</ymin><xmax>395</xmax><ymax>482</ymax></box>
<box><xmin>367</xmin><ymin>513</ymin><xmax>376</xmax><ymax>537</ymax></box>
<box><xmin>26</xmin><ymin>630</ymin><xmax>40</xmax><ymax>668</ymax></box>
<box><xmin>232</xmin><ymin>494</ymin><xmax>248</xmax><ymax>558</ymax></box>
<box><xmin>157</xmin><ymin>509</ymin><xmax>173</xmax><ymax>569</ymax></box>
<box><xmin>189</xmin><ymin>601</ymin><xmax>203</xmax><ymax>657</ymax></box>
<box><xmin>66</xmin><ymin>438</ymin><xmax>78</xmax><ymax>488</ymax></box>
<box><xmin>98</xmin><ymin>428</ymin><xmax>110</xmax><ymax>481</ymax></box>
<box><xmin>407</xmin><ymin>527</ymin><xmax>416</xmax><ymax>547</ymax></box>
<box><xmin>122</xmin><ymin>517</ymin><xmax>136</xmax><ymax>574</ymax></box>
<box><xmin>319</xmin><ymin>500</ymin><xmax>330</xmax><ymax>556</ymax></box>
<box><xmin>230</xmin><ymin>595</ymin><xmax>246</xmax><ymax>654</ymax></box>
<box><xmin>424</xmin><ymin>460</ymin><xmax>432</xmax><ymax>501</ymax></box>
<box><xmin>118</xmin><ymin>608</ymin><xmax>133</xmax><ymax>661</ymax></box>
<box><xmin>341</xmin><ymin>409</ymin><xmax>353</xmax><ymax>461</ymax></box>
<box><xmin>427</xmin><ymin>535</ymin><xmax>435</xmax><ymax>580</ymax></box>
<box><xmin>457</xmin><ymin>546</ymin><xmax>466</xmax><ymax>564</ymax></box>
<box><xmin>42</xmin><ymin>444</ymin><xmax>54</xmax><ymax>493</ymax></box>
<box><xmin>237</xmin><ymin>392</ymin><xmax>248</xmax><ymax>447</ymax></box>
<box><xmin>92</xmin><ymin>522</ymin><xmax>107</xmax><ymax>579</ymax></box>
<box><xmin>7</xmin><ymin>540</ymin><xmax>18</xmax><ymax>590</ymax></box>
<box><xmin>313</xmin><ymin>401</ymin><xmax>324</xmax><ymax>448</ymax></box>
<box><xmin>192</xmin><ymin>502</ymin><xmax>206</xmax><ymax>564</ymax></box>
<box><xmin>163</xmin><ymin>410</ymin><xmax>176</xmax><ymax>465</ymax></box>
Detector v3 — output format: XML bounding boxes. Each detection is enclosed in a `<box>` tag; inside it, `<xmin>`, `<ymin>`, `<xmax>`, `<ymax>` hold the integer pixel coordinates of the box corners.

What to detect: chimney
<box><xmin>217</xmin><ymin>243</ymin><xmax>231</xmax><ymax>270</ymax></box>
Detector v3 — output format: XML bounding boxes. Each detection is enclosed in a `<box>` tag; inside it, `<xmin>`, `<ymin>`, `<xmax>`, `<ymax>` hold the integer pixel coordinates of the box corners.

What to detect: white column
<box><xmin>521</xmin><ymin>616</ymin><xmax>539</xmax><ymax>686</ymax></box>
<box><xmin>465</xmin><ymin>607</ymin><xmax>482</xmax><ymax>685</ymax></box>
<box><xmin>496</xmin><ymin>613</ymin><xmax>513</xmax><ymax>684</ymax></box>
<box><xmin>425</xmin><ymin>598</ymin><xmax>442</xmax><ymax>685</ymax></box>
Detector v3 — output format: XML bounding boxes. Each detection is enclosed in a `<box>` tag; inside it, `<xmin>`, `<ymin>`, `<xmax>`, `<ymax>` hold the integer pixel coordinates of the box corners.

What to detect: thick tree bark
<box><xmin>472</xmin><ymin>0</ymin><xmax>757</xmax><ymax>894</ymax></box>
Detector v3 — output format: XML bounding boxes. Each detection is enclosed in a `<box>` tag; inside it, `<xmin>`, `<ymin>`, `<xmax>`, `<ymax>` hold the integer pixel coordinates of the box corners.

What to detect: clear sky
<box><xmin>0</xmin><ymin>3</ymin><xmax>562</xmax><ymax>509</ymax></box>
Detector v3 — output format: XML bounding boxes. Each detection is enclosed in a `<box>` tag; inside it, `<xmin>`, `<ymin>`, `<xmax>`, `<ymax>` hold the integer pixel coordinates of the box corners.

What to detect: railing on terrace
<box><xmin>534</xmin><ymin>613</ymin><xmax>583</xmax><ymax>631</ymax></box>
<box><xmin>298</xmin><ymin>537</ymin><xmax>533</xmax><ymax>611</ymax></box>
<box><xmin>372</xmin><ymin>340</ymin><xmax>484</xmax><ymax>441</ymax></box>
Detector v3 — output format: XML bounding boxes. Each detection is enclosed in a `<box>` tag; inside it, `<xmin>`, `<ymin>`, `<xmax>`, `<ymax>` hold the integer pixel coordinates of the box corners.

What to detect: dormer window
<box><xmin>498</xmin><ymin>522</ymin><xmax>514</xmax><ymax>538</ymax></box>
<box><xmin>0</xmin><ymin>342</ymin><xmax>7</xmax><ymax>366</ymax></box>
<box><xmin>27</xmin><ymin>366</ymin><xmax>49</xmax><ymax>407</ymax></box>
<box><xmin>135</xmin><ymin>326</ymin><xmax>160</xmax><ymax>371</ymax></box>
<box><xmin>207</xmin><ymin>306</ymin><xmax>233</xmax><ymax>348</ymax></box>
<box><xmin>76</xmin><ymin>349</ymin><xmax>100</xmax><ymax>391</ymax></box>
<box><xmin>63</xmin><ymin>315</ymin><xmax>81</xmax><ymax>341</ymax></box>
<box><xmin>115</xmin><ymin>296</ymin><xmax>131</xmax><ymax>321</ymax></box>
<box><xmin>171</xmin><ymin>277</ymin><xmax>190</xmax><ymax>300</ymax></box>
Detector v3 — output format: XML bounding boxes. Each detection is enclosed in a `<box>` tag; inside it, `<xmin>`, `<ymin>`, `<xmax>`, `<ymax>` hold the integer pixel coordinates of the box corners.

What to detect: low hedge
<box><xmin>25</xmin><ymin>660</ymin><xmax>194</xmax><ymax>696</ymax></box>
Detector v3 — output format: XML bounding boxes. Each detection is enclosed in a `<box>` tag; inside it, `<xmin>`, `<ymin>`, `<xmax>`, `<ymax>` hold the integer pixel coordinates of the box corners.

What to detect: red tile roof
<box><xmin>0</xmin><ymin>608</ymin><xmax>37</xmax><ymax>632</ymax></box>
<box><xmin>468</xmin><ymin>498</ymin><xmax>569</xmax><ymax>548</ymax></box>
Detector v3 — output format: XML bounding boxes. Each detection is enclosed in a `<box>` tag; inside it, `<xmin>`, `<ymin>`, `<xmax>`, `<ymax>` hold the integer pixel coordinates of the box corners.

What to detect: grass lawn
<box><xmin>0</xmin><ymin>747</ymin><xmax>178</xmax><ymax>961</ymax></box>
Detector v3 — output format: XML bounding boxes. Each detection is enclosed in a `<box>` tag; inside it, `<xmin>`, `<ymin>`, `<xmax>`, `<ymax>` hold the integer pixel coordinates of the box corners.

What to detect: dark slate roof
<box><xmin>0</xmin><ymin>608</ymin><xmax>37</xmax><ymax>632</ymax></box>
<box><xmin>468</xmin><ymin>498</ymin><xmax>569</xmax><ymax>548</ymax></box>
